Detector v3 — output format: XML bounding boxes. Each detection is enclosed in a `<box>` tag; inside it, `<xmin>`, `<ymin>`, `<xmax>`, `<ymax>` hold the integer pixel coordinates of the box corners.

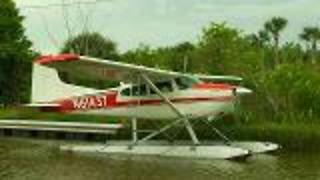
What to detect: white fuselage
<box><xmin>69</xmin><ymin>86</ymin><xmax>235</xmax><ymax>120</ymax></box>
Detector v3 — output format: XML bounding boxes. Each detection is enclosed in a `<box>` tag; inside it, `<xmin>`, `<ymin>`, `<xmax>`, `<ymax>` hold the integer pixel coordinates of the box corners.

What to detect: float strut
<box><xmin>140</xmin><ymin>73</ymin><xmax>200</xmax><ymax>146</ymax></box>
<box><xmin>131</xmin><ymin>118</ymin><xmax>138</xmax><ymax>143</ymax></box>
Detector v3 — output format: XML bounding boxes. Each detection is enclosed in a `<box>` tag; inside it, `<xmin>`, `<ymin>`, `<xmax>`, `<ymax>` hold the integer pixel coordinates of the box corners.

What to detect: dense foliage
<box><xmin>61</xmin><ymin>32</ymin><xmax>119</xmax><ymax>60</ymax></box>
<box><xmin>0</xmin><ymin>0</ymin><xmax>33</xmax><ymax>105</ymax></box>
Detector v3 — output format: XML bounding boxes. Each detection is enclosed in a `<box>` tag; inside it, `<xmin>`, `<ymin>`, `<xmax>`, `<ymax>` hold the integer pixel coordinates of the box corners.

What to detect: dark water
<box><xmin>0</xmin><ymin>138</ymin><xmax>319</xmax><ymax>180</ymax></box>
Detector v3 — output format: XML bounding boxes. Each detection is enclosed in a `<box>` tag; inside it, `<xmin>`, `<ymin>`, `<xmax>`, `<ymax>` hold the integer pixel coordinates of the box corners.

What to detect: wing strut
<box><xmin>137</xmin><ymin>73</ymin><xmax>200</xmax><ymax>146</ymax></box>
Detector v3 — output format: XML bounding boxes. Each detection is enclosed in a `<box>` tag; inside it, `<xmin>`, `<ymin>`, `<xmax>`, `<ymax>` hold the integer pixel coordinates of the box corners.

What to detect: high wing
<box><xmin>35</xmin><ymin>54</ymin><xmax>188</xmax><ymax>85</ymax></box>
<box><xmin>35</xmin><ymin>54</ymin><xmax>243</xmax><ymax>87</ymax></box>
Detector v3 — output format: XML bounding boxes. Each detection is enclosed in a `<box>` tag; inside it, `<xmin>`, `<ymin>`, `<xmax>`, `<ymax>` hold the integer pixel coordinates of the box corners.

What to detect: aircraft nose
<box><xmin>235</xmin><ymin>86</ymin><xmax>252</xmax><ymax>95</ymax></box>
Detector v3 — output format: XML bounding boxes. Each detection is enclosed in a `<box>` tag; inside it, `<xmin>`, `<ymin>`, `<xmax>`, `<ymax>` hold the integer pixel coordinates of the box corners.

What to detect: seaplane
<box><xmin>24</xmin><ymin>53</ymin><xmax>279</xmax><ymax>160</ymax></box>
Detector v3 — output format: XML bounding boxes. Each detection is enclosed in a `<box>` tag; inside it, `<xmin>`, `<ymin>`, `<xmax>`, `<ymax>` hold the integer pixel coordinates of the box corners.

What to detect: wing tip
<box><xmin>35</xmin><ymin>53</ymin><xmax>80</xmax><ymax>65</ymax></box>
<box><xmin>195</xmin><ymin>74</ymin><xmax>243</xmax><ymax>82</ymax></box>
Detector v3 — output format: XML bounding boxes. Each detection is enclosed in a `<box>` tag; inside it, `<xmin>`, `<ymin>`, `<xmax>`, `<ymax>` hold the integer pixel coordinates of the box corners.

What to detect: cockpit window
<box><xmin>132</xmin><ymin>84</ymin><xmax>147</xmax><ymax>96</ymax></box>
<box><xmin>175</xmin><ymin>77</ymin><xmax>198</xmax><ymax>90</ymax></box>
<box><xmin>155</xmin><ymin>81</ymin><xmax>173</xmax><ymax>93</ymax></box>
<box><xmin>145</xmin><ymin>80</ymin><xmax>174</xmax><ymax>94</ymax></box>
<box><xmin>121</xmin><ymin>84</ymin><xmax>148</xmax><ymax>96</ymax></box>
<box><xmin>121</xmin><ymin>80</ymin><xmax>175</xmax><ymax>96</ymax></box>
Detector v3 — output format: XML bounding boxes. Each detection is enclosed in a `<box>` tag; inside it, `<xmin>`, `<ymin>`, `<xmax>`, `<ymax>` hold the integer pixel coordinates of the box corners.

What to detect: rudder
<box><xmin>31</xmin><ymin>63</ymin><xmax>98</xmax><ymax>103</ymax></box>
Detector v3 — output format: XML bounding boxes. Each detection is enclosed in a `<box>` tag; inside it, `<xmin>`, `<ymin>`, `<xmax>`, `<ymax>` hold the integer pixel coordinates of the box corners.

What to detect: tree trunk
<box><xmin>274</xmin><ymin>35</ymin><xmax>280</xmax><ymax>67</ymax></box>
<box><xmin>311</xmin><ymin>40</ymin><xmax>317</xmax><ymax>64</ymax></box>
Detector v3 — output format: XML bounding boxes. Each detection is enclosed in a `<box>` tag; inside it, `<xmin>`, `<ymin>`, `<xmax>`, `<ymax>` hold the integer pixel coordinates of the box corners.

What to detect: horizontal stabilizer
<box><xmin>24</xmin><ymin>103</ymin><xmax>60</xmax><ymax>107</ymax></box>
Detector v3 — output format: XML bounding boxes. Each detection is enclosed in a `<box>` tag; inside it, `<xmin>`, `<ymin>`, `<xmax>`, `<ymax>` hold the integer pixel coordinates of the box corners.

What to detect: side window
<box><xmin>121</xmin><ymin>87</ymin><xmax>131</xmax><ymax>96</ymax></box>
<box><xmin>132</xmin><ymin>84</ymin><xmax>147</xmax><ymax>96</ymax></box>
<box><xmin>121</xmin><ymin>84</ymin><xmax>148</xmax><ymax>96</ymax></box>
<box><xmin>150</xmin><ymin>81</ymin><xmax>173</xmax><ymax>94</ymax></box>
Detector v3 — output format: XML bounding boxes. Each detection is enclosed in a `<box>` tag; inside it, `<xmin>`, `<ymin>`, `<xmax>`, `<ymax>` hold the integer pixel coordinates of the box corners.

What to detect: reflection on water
<box><xmin>0</xmin><ymin>138</ymin><xmax>319</xmax><ymax>180</ymax></box>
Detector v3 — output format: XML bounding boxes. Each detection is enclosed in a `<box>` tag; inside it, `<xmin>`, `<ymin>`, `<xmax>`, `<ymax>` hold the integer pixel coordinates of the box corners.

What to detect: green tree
<box><xmin>121</xmin><ymin>44</ymin><xmax>156</xmax><ymax>67</ymax></box>
<box><xmin>247</xmin><ymin>30</ymin><xmax>270</xmax><ymax>48</ymax></box>
<box><xmin>155</xmin><ymin>42</ymin><xmax>195</xmax><ymax>72</ymax></box>
<box><xmin>246</xmin><ymin>30</ymin><xmax>272</xmax><ymax>70</ymax></box>
<box><xmin>300</xmin><ymin>28</ymin><xmax>312</xmax><ymax>49</ymax></box>
<box><xmin>0</xmin><ymin>0</ymin><xmax>33</xmax><ymax>105</ymax></box>
<box><xmin>299</xmin><ymin>26</ymin><xmax>320</xmax><ymax>64</ymax></box>
<box><xmin>280</xmin><ymin>42</ymin><xmax>304</xmax><ymax>64</ymax></box>
<box><xmin>61</xmin><ymin>32</ymin><xmax>119</xmax><ymax>60</ymax></box>
<box><xmin>121</xmin><ymin>42</ymin><xmax>196</xmax><ymax>75</ymax></box>
<box><xmin>60</xmin><ymin>32</ymin><xmax>120</xmax><ymax>89</ymax></box>
<box><xmin>259</xmin><ymin>64</ymin><xmax>320</xmax><ymax>119</ymax></box>
<box><xmin>264</xmin><ymin>17</ymin><xmax>288</xmax><ymax>66</ymax></box>
<box><xmin>195</xmin><ymin>22</ymin><xmax>262</xmax><ymax>76</ymax></box>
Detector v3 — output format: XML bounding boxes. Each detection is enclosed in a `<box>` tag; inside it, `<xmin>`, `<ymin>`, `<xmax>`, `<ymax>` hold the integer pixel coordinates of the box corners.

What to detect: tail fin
<box><xmin>31</xmin><ymin>63</ymin><xmax>98</xmax><ymax>103</ymax></box>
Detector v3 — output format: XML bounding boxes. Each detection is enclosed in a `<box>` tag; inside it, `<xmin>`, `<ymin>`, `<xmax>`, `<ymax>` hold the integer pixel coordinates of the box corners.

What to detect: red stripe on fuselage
<box><xmin>116</xmin><ymin>96</ymin><xmax>234</xmax><ymax>107</ymax></box>
<box><xmin>57</xmin><ymin>95</ymin><xmax>234</xmax><ymax>112</ymax></box>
